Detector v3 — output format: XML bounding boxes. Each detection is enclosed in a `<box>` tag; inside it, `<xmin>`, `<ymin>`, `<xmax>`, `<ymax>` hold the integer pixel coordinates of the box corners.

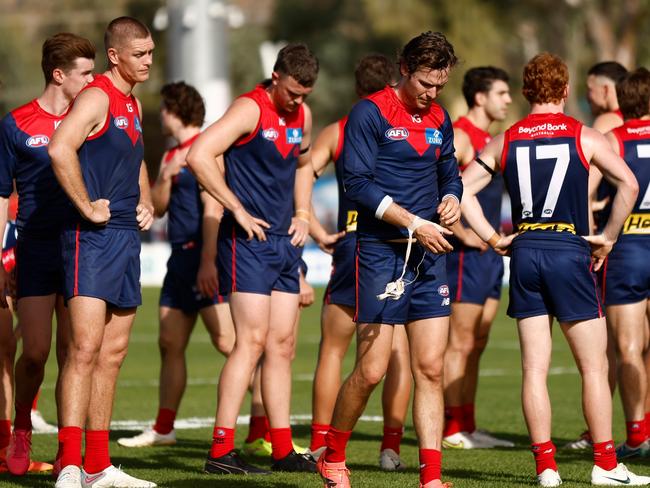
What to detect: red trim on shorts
<box><xmin>589</xmin><ymin>262</ymin><xmax>603</xmax><ymax>318</ymax></box>
<box><xmin>353</xmin><ymin>241</ymin><xmax>360</xmax><ymax>322</ymax></box>
<box><xmin>455</xmin><ymin>249</ymin><xmax>465</xmax><ymax>302</ymax></box>
<box><xmin>73</xmin><ymin>224</ymin><xmax>81</xmax><ymax>296</ymax></box>
<box><xmin>217</xmin><ymin>294</ymin><xmax>225</xmax><ymax>304</ymax></box>
<box><xmin>231</xmin><ymin>226</ymin><xmax>237</xmax><ymax>293</ymax></box>
<box><xmin>601</xmin><ymin>257</ymin><xmax>608</xmax><ymax>304</ymax></box>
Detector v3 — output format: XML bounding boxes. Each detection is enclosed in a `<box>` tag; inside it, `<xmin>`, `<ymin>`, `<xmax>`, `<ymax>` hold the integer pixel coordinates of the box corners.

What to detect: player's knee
<box><xmin>411</xmin><ymin>357</ymin><xmax>444</xmax><ymax>385</ymax></box>
<box><xmin>212</xmin><ymin>331</ymin><xmax>235</xmax><ymax>356</ymax></box>
<box><xmin>69</xmin><ymin>342</ymin><xmax>101</xmax><ymax>368</ymax></box>
<box><xmin>616</xmin><ymin>338</ymin><xmax>644</xmax><ymax>361</ymax></box>
<box><xmin>266</xmin><ymin>335</ymin><xmax>295</xmax><ymax>361</ymax></box>
<box><xmin>354</xmin><ymin>361</ymin><xmax>388</xmax><ymax>389</ymax></box>
<box><xmin>158</xmin><ymin>333</ymin><xmax>184</xmax><ymax>357</ymax></box>
<box><xmin>21</xmin><ymin>343</ymin><xmax>50</xmax><ymax>368</ymax></box>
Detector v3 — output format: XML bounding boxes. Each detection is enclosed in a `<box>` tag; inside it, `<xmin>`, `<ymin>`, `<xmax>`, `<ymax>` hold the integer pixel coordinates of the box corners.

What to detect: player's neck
<box><xmin>36</xmin><ymin>84</ymin><xmax>72</xmax><ymax>117</ymax></box>
<box><xmin>530</xmin><ymin>101</ymin><xmax>565</xmax><ymax>115</ymax></box>
<box><xmin>174</xmin><ymin>126</ymin><xmax>201</xmax><ymax>145</ymax></box>
<box><xmin>465</xmin><ymin>108</ymin><xmax>492</xmax><ymax>132</ymax></box>
<box><xmin>104</xmin><ymin>69</ymin><xmax>135</xmax><ymax>96</ymax></box>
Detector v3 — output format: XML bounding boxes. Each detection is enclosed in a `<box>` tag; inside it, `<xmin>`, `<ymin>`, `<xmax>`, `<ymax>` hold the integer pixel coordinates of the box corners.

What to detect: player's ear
<box><xmin>271</xmin><ymin>71</ymin><xmax>280</xmax><ymax>86</ymax></box>
<box><xmin>51</xmin><ymin>68</ymin><xmax>65</xmax><ymax>85</ymax></box>
<box><xmin>475</xmin><ymin>92</ymin><xmax>487</xmax><ymax>107</ymax></box>
<box><xmin>563</xmin><ymin>83</ymin><xmax>570</xmax><ymax>101</ymax></box>
<box><xmin>398</xmin><ymin>61</ymin><xmax>409</xmax><ymax>78</ymax></box>
<box><xmin>106</xmin><ymin>47</ymin><xmax>120</xmax><ymax>66</ymax></box>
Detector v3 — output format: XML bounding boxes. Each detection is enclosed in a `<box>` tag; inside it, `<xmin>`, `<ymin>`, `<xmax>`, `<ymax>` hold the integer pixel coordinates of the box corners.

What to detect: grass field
<box><xmin>1</xmin><ymin>286</ymin><xmax>643</xmax><ymax>487</ymax></box>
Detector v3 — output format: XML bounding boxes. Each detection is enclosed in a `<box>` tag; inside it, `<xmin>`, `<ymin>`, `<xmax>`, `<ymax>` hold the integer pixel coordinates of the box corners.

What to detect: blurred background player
<box><xmin>187</xmin><ymin>43</ymin><xmax>319</xmax><ymax>474</ymax></box>
<box><xmin>49</xmin><ymin>17</ymin><xmax>156</xmax><ymax>488</ymax></box>
<box><xmin>308</xmin><ymin>53</ymin><xmax>413</xmax><ymax>471</ymax></box>
<box><xmin>317</xmin><ymin>32</ymin><xmax>462</xmax><ymax>488</ymax></box>
<box><xmin>460</xmin><ymin>52</ymin><xmax>647</xmax><ymax>486</ymax></box>
<box><xmin>443</xmin><ymin>66</ymin><xmax>513</xmax><ymax>450</ymax></box>
<box><xmin>590</xmin><ymin>68</ymin><xmax>650</xmax><ymax>460</ymax></box>
<box><xmin>0</xmin><ymin>32</ymin><xmax>95</xmax><ymax>476</ymax></box>
<box><xmin>117</xmin><ymin>81</ymin><xmax>236</xmax><ymax>448</ymax></box>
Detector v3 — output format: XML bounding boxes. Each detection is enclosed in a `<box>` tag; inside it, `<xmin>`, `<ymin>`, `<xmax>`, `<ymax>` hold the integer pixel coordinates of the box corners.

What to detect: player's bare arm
<box><xmin>582</xmin><ymin>126</ymin><xmax>639</xmax><ymax>269</ymax></box>
<box><xmin>136</xmin><ymin>161</ymin><xmax>154</xmax><ymax>231</ymax></box>
<box><xmin>593</xmin><ymin>112</ymin><xmax>623</xmax><ymax>135</ymax></box>
<box><xmin>151</xmin><ymin>150</ymin><xmax>175</xmax><ymax>217</ymax></box>
<box><xmin>197</xmin><ymin>190</ymin><xmax>223</xmax><ymax>298</ymax></box>
<box><xmin>49</xmin><ymin>87</ymin><xmax>111</xmax><ymax>225</ymax></box>
<box><xmin>289</xmin><ymin>103</ymin><xmax>314</xmax><ymax>247</ymax></box>
<box><xmin>186</xmin><ymin>97</ymin><xmax>270</xmax><ymax>241</ymax></box>
<box><xmin>460</xmin><ymin>134</ymin><xmax>514</xmax><ymax>252</ymax></box>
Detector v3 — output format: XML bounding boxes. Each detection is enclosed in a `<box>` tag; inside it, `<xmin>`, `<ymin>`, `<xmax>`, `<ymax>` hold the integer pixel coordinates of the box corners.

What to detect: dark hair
<box><xmin>617</xmin><ymin>68</ymin><xmax>650</xmax><ymax>120</ymax></box>
<box><xmin>399</xmin><ymin>31</ymin><xmax>457</xmax><ymax>75</ymax></box>
<box><xmin>462</xmin><ymin>66</ymin><xmax>509</xmax><ymax>108</ymax></box>
<box><xmin>354</xmin><ymin>54</ymin><xmax>396</xmax><ymax>98</ymax></box>
<box><xmin>588</xmin><ymin>61</ymin><xmax>628</xmax><ymax>84</ymax></box>
<box><xmin>522</xmin><ymin>52</ymin><xmax>568</xmax><ymax>105</ymax></box>
<box><xmin>41</xmin><ymin>33</ymin><xmax>95</xmax><ymax>84</ymax></box>
<box><xmin>160</xmin><ymin>81</ymin><xmax>205</xmax><ymax>128</ymax></box>
<box><xmin>273</xmin><ymin>43</ymin><xmax>319</xmax><ymax>87</ymax></box>
<box><xmin>104</xmin><ymin>16</ymin><xmax>150</xmax><ymax>51</ymax></box>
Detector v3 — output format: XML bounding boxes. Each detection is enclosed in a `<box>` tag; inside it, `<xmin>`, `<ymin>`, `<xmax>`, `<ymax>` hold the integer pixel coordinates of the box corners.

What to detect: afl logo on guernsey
<box><xmin>425</xmin><ymin>128</ymin><xmax>443</xmax><ymax>145</ymax></box>
<box><xmin>286</xmin><ymin>128</ymin><xmax>303</xmax><ymax>144</ymax></box>
<box><xmin>262</xmin><ymin>128</ymin><xmax>279</xmax><ymax>141</ymax></box>
<box><xmin>25</xmin><ymin>135</ymin><xmax>49</xmax><ymax>148</ymax></box>
<box><xmin>385</xmin><ymin>127</ymin><xmax>409</xmax><ymax>140</ymax></box>
<box><xmin>114</xmin><ymin>116</ymin><xmax>129</xmax><ymax>129</ymax></box>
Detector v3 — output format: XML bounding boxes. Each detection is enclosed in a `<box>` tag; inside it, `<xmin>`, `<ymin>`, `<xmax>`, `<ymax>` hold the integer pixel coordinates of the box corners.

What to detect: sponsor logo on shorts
<box><xmin>438</xmin><ymin>285</ymin><xmax>449</xmax><ymax>297</ymax></box>
<box><xmin>425</xmin><ymin>128</ymin><xmax>443</xmax><ymax>145</ymax></box>
<box><xmin>25</xmin><ymin>135</ymin><xmax>49</xmax><ymax>148</ymax></box>
<box><xmin>114</xmin><ymin>116</ymin><xmax>129</xmax><ymax>129</ymax></box>
<box><xmin>286</xmin><ymin>128</ymin><xmax>303</xmax><ymax>144</ymax></box>
<box><xmin>442</xmin><ymin>297</ymin><xmax>450</xmax><ymax>306</ymax></box>
<box><xmin>262</xmin><ymin>128</ymin><xmax>279</xmax><ymax>141</ymax></box>
<box><xmin>385</xmin><ymin>127</ymin><xmax>409</xmax><ymax>140</ymax></box>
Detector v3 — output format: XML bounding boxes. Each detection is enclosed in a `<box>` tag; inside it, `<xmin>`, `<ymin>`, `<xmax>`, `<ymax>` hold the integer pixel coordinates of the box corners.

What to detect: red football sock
<box><xmin>419</xmin><ymin>448</ymin><xmax>442</xmax><ymax>485</ymax></box>
<box><xmin>270</xmin><ymin>427</ymin><xmax>293</xmax><ymax>460</ymax></box>
<box><xmin>626</xmin><ymin>419</ymin><xmax>646</xmax><ymax>448</ymax></box>
<box><xmin>13</xmin><ymin>401</ymin><xmax>32</xmax><ymax>431</ymax></box>
<box><xmin>153</xmin><ymin>408</ymin><xmax>176</xmax><ymax>435</ymax></box>
<box><xmin>210</xmin><ymin>426</ymin><xmax>234</xmax><ymax>458</ymax></box>
<box><xmin>532</xmin><ymin>440</ymin><xmax>557</xmax><ymax>475</ymax></box>
<box><xmin>310</xmin><ymin>423</ymin><xmax>330</xmax><ymax>451</ymax></box>
<box><xmin>323</xmin><ymin>427</ymin><xmax>352</xmax><ymax>463</ymax></box>
<box><xmin>59</xmin><ymin>426</ymin><xmax>83</xmax><ymax>468</ymax></box>
<box><xmin>593</xmin><ymin>440</ymin><xmax>617</xmax><ymax>471</ymax></box>
<box><xmin>83</xmin><ymin>430</ymin><xmax>111</xmax><ymax>474</ymax></box>
<box><xmin>380</xmin><ymin>425</ymin><xmax>404</xmax><ymax>454</ymax></box>
<box><xmin>462</xmin><ymin>403</ymin><xmax>476</xmax><ymax>433</ymax></box>
<box><xmin>0</xmin><ymin>419</ymin><xmax>11</xmax><ymax>450</ymax></box>
<box><xmin>443</xmin><ymin>406</ymin><xmax>464</xmax><ymax>437</ymax></box>
<box><xmin>31</xmin><ymin>390</ymin><xmax>39</xmax><ymax>411</ymax></box>
<box><xmin>246</xmin><ymin>416</ymin><xmax>268</xmax><ymax>443</ymax></box>
<box><xmin>645</xmin><ymin>412</ymin><xmax>650</xmax><ymax>436</ymax></box>
<box><xmin>263</xmin><ymin>417</ymin><xmax>271</xmax><ymax>442</ymax></box>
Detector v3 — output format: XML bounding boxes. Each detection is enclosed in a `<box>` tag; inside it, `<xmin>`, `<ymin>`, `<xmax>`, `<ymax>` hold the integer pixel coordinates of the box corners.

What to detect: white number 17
<box><xmin>516</xmin><ymin>143</ymin><xmax>570</xmax><ymax>219</ymax></box>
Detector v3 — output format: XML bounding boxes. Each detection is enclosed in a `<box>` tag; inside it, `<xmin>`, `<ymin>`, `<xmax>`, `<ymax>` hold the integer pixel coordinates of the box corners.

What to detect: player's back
<box><xmin>76</xmin><ymin>74</ymin><xmax>144</xmax><ymax>230</ymax></box>
<box><xmin>502</xmin><ymin>112</ymin><xmax>589</xmax><ymax>249</ymax></box>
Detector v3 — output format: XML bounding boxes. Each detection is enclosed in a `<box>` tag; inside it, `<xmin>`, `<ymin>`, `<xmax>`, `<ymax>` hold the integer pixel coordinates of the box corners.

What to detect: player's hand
<box><xmin>314</xmin><ymin>230</ymin><xmax>345</xmax><ymax>254</ymax></box>
<box><xmin>437</xmin><ymin>196</ymin><xmax>460</xmax><ymax>227</ymax></box>
<box><xmin>414</xmin><ymin>221</ymin><xmax>454</xmax><ymax>254</ymax></box>
<box><xmin>197</xmin><ymin>257</ymin><xmax>218</xmax><ymax>298</ymax></box>
<box><xmin>136</xmin><ymin>202</ymin><xmax>154</xmax><ymax>231</ymax></box>
<box><xmin>84</xmin><ymin>199</ymin><xmax>111</xmax><ymax>225</ymax></box>
<box><xmin>491</xmin><ymin>233</ymin><xmax>517</xmax><ymax>256</ymax></box>
<box><xmin>232</xmin><ymin>207</ymin><xmax>269</xmax><ymax>241</ymax></box>
<box><xmin>0</xmin><ymin>267</ymin><xmax>8</xmax><ymax>308</ymax></box>
<box><xmin>289</xmin><ymin>217</ymin><xmax>309</xmax><ymax>247</ymax></box>
<box><xmin>582</xmin><ymin>233</ymin><xmax>615</xmax><ymax>271</ymax></box>
<box><xmin>162</xmin><ymin>152</ymin><xmax>186</xmax><ymax>180</ymax></box>
<box><xmin>459</xmin><ymin>229</ymin><xmax>489</xmax><ymax>252</ymax></box>
<box><xmin>299</xmin><ymin>272</ymin><xmax>314</xmax><ymax>308</ymax></box>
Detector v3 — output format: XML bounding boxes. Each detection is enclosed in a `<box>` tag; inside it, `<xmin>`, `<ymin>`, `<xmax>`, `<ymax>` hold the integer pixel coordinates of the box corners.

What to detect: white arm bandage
<box><xmin>375</xmin><ymin>195</ymin><xmax>393</xmax><ymax>219</ymax></box>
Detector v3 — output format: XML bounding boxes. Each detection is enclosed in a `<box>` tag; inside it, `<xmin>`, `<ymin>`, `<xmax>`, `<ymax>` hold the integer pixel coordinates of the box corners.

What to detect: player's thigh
<box><xmin>102</xmin><ymin>307</ymin><xmax>137</xmax><ymax>358</ymax></box>
<box><xmin>560</xmin><ymin>316</ymin><xmax>608</xmax><ymax>372</ymax></box>
<box><xmin>229</xmin><ymin>292</ymin><xmax>272</xmax><ymax>345</ymax></box>
<box><xmin>320</xmin><ymin>303</ymin><xmax>355</xmax><ymax>354</ymax></box>
<box><xmin>159</xmin><ymin>305</ymin><xmax>197</xmax><ymax>352</ymax></box>
<box><xmin>606</xmin><ymin>301</ymin><xmax>647</xmax><ymax>354</ymax></box>
<box><xmin>354</xmin><ymin>322</ymin><xmax>395</xmax><ymax>384</ymax></box>
<box><xmin>0</xmin><ymin>308</ymin><xmax>15</xmax><ymax>358</ymax></box>
<box><xmin>268</xmin><ymin>290</ymin><xmax>300</xmax><ymax>343</ymax></box>
<box><xmin>448</xmin><ymin>302</ymin><xmax>483</xmax><ymax>348</ymax></box>
<box><xmin>16</xmin><ymin>295</ymin><xmax>57</xmax><ymax>354</ymax></box>
<box><xmin>200</xmin><ymin>302</ymin><xmax>234</xmax><ymax>342</ymax></box>
<box><xmin>517</xmin><ymin>315</ymin><xmax>553</xmax><ymax>372</ymax></box>
<box><xmin>407</xmin><ymin>316</ymin><xmax>448</xmax><ymax>374</ymax></box>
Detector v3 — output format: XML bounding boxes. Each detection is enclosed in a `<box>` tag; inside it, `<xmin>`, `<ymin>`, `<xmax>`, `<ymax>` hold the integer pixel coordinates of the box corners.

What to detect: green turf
<box><xmin>2</xmin><ymin>286</ymin><xmax>640</xmax><ymax>487</ymax></box>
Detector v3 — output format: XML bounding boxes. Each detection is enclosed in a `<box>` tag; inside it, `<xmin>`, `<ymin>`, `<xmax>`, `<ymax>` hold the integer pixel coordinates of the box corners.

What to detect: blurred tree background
<box><xmin>1</xmin><ymin>0</ymin><xmax>649</xmax><ymax>175</ymax></box>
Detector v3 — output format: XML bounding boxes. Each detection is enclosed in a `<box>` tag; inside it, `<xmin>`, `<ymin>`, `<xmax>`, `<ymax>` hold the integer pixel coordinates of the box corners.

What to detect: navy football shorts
<box><xmin>447</xmin><ymin>246</ymin><xmax>503</xmax><ymax>305</ymax></box>
<box><xmin>62</xmin><ymin>225</ymin><xmax>141</xmax><ymax>309</ymax></box>
<box><xmin>160</xmin><ymin>244</ymin><xmax>228</xmax><ymax>314</ymax></box>
<box><xmin>507</xmin><ymin>237</ymin><xmax>602</xmax><ymax>322</ymax></box>
<box><xmin>601</xmin><ymin>238</ymin><xmax>650</xmax><ymax>306</ymax></box>
<box><xmin>16</xmin><ymin>235</ymin><xmax>64</xmax><ymax>298</ymax></box>
<box><xmin>324</xmin><ymin>233</ymin><xmax>356</xmax><ymax>308</ymax></box>
<box><xmin>356</xmin><ymin>239</ymin><xmax>450</xmax><ymax>324</ymax></box>
<box><xmin>217</xmin><ymin>224</ymin><xmax>300</xmax><ymax>295</ymax></box>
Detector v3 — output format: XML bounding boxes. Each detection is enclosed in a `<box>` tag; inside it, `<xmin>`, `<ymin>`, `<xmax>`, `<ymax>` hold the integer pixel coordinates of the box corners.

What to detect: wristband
<box><xmin>487</xmin><ymin>232</ymin><xmax>500</xmax><ymax>248</ymax></box>
<box><xmin>295</xmin><ymin>208</ymin><xmax>310</xmax><ymax>219</ymax></box>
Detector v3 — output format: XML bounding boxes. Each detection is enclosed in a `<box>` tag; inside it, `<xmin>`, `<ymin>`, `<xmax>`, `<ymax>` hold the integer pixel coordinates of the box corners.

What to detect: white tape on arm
<box><xmin>375</xmin><ymin>195</ymin><xmax>393</xmax><ymax>219</ymax></box>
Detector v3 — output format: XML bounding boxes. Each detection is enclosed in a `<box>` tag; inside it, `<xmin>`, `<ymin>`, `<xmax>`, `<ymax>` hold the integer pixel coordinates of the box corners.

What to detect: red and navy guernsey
<box><xmin>0</xmin><ymin>100</ymin><xmax>70</xmax><ymax>237</ymax></box>
<box><xmin>223</xmin><ymin>84</ymin><xmax>305</xmax><ymax>234</ymax></box>
<box><xmin>332</xmin><ymin>116</ymin><xmax>359</xmax><ymax>234</ymax></box>
<box><xmin>341</xmin><ymin>86</ymin><xmax>462</xmax><ymax>241</ymax></box>
<box><xmin>74</xmin><ymin>74</ymin><xmax>144</xmax><ymax>229</ymax></box>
